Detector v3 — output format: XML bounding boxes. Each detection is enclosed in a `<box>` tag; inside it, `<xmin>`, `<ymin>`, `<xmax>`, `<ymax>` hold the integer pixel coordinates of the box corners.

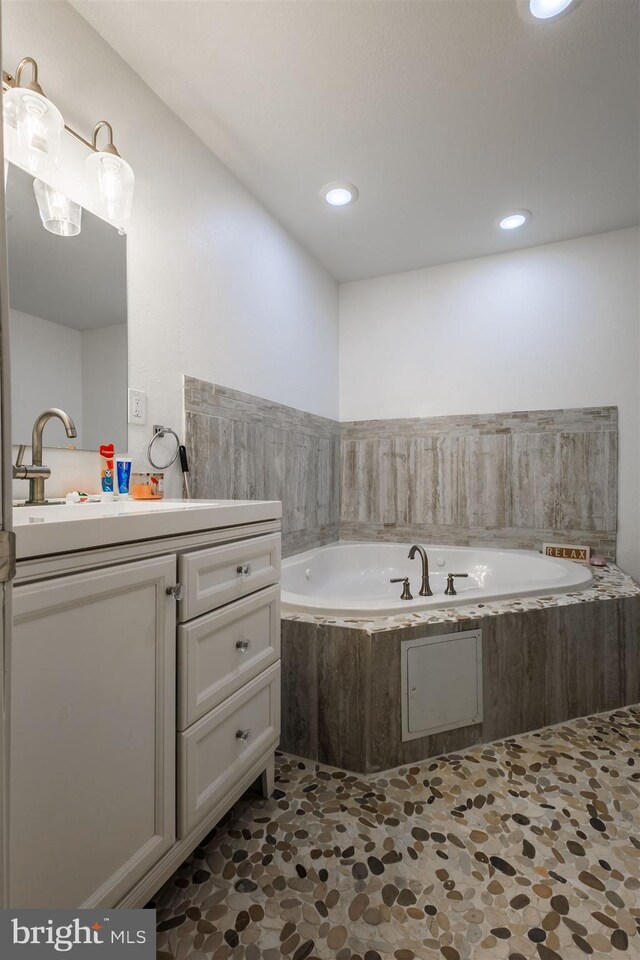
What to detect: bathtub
<box><xmin>281</xmin><ymin>541</ymin><xmax>593</xmax><ymax>616</ymax></box>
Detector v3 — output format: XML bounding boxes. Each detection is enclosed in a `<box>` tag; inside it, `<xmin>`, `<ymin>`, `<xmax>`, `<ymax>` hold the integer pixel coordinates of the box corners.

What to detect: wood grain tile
<box><xmin>281</xmin><ymin>593</ymin><xmax>640</xmax><ymax>773</ymax></box>
<box><xmin>185</xmin><ymin>377</ymin><xmax>340</xmax><ymax>557</ymax></box>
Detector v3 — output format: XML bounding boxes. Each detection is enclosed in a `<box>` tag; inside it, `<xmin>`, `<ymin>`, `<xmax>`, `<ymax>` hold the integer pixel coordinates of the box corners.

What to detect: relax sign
<box><xmin>543</xmin><ymin>543</ymin><xmax>591</xmax><ymax>562</ymax></box>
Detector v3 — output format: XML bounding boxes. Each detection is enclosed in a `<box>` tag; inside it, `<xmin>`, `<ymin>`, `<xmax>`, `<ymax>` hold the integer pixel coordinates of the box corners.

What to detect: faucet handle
<box><xmin>444</xmin><ymin>573</ymin><xmax>469</xmax><ymax>596</ymax></box>
<box><xmin>390</xmin><ymin>577</ymin><xmax>413</xmax><ymax>600</ymax></box>
<box><xmin>13</xmin><ymin>444</ymin><xmax>28</xmax><ymax>480</ymax></box>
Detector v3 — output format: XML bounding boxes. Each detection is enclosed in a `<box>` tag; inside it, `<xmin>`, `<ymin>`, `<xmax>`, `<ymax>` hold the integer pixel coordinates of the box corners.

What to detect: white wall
<box><xmin>9</xmin><ymin>308</ymin><xmax>84</xmax><ymax>446</ymax></box>
<box><xmin>81</xmin><ymin>324</ymin><xmax>127</xmax><ymax>453</ymax></box>
<box><xmin>339</xmin><ymin>228</ymin><xmax>640</xmax><ymax>580</ymax></box>
<box><xmin>5</xmin><ymin>0</ymin><xmax>339</xmax><ymax>498</ymax></box>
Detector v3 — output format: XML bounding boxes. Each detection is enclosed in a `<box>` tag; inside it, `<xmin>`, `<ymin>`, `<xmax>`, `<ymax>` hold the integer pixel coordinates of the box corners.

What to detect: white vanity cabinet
<box><xmin>10</xmin><ymin>501</ymin><xmax>282</xmax><ymax>910</ymax></box>
<box><xmin>11</xmin><ymin>556</ymin><xmax>177</xmax><ymax>909</ymax></box>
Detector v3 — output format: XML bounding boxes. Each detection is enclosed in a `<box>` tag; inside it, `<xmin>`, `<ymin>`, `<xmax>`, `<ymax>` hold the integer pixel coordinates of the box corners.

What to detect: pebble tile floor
<box><xmin>154</xmin><ymin>706</ymin><xmax>640</xmax><ymax>960</ymax></box>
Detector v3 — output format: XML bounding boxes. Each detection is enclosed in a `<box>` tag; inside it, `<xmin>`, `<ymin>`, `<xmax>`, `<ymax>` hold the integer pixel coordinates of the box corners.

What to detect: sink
<box><xmin>12</xmin><ymin>497</ymin><xmax>282</xmax><ymax>560</ymax></box>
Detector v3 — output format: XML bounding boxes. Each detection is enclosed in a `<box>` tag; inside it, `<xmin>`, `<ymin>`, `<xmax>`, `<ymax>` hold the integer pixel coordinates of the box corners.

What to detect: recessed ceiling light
<box><xmin>499</xmin><ymin>210</ymin><xmax>532</xmax><ymax>230</ymax></box>
<box><xmin>529</xmin><ymin>0</ymin><xmax>576</xmax><ymax>21</ymax></box>
<box><xmin>321</xmin><ymin>182</ymin><xmax>359</xmax><ymax>207</ymax></box>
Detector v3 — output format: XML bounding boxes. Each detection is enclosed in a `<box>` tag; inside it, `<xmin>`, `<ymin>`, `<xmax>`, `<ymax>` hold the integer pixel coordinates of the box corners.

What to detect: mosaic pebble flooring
<box><xmin>154</xmin><ymin>707</ymin><xmax>640</xmax><ymax>960</ymax></box>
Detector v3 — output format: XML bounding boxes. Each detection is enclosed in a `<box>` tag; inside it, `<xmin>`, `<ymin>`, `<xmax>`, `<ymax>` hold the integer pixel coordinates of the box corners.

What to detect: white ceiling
<box><xmin>72</xmin><ymin>0</ymin><xmax>640</xmax><ymax>282</ymax></box>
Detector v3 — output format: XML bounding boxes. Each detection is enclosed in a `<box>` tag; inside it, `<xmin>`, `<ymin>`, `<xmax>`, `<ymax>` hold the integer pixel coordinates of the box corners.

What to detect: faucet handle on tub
<box><xmin>390</xmin><ymin>577</ymin><xmax>413</xmax><ymax>601</ymax></box>
<box><xmin>444</xmin><ymin>573</ymin><xmax>469</xmax><ymax>596</ymax></box>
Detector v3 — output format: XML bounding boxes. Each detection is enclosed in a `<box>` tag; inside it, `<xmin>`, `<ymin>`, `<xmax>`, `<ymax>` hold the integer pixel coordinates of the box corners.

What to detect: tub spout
<box><xmin>408</xmin><ymin>544</ymin><xmax>433</xmax><ymax>596</ymax></box>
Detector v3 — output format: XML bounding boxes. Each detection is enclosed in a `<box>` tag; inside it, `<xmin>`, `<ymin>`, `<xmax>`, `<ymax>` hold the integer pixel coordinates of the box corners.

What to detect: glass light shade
<box><xmin>85</xmin><ymin>151</ymin><xmax>134</xmax><ymax>223</ymax></box>
<box><xmin>3</xmin><ymin>87</ymin><xmax>63</xmax><ymax>176</ymax></box>
<box><xmin>33</xmin><ymin>178</ymin><xmax>82</xmax><ymax>237</ymax></box>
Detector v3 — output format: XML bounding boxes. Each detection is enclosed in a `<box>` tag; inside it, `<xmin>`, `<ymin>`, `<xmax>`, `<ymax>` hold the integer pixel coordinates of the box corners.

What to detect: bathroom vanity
<box><xmin>10</xmin><ymin>498</ymin><xmax>282</xmax><ymax>909</ymax></box>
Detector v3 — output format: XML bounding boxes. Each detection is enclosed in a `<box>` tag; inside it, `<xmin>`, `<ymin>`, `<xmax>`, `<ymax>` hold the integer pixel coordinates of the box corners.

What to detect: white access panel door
<box><xmin>401</xmin><ymin>630</ymin><xmax>483</xmax><ymax>741</ymax></box>
<box><xmin>10</xmin><ymin>556</ymin><xmax>176</xmax><ymax>908</ymax></box>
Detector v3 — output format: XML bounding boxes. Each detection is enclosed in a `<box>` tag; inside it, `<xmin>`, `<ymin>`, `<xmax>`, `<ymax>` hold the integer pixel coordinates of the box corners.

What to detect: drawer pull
<box><xmin>235</xmin><ymin>728</ymin><xmax>252</xmax><ymax>742</ymax></box>
<box><xmin>235</xmin><ymin>639</ymin><xmax>251</xmax><ymax>653</ymax></box>
<box><xmin>166</xmin><ymin>583</ymin><xmax>185</xmax><ymax>601</ymax></box>
<box><xmin>236</xmin><ymin>563</ymin><xmax>252</xmax><ymax>576</ymax></box>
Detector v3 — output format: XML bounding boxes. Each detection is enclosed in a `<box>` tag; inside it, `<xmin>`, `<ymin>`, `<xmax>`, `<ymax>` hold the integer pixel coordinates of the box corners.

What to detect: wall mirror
<box><xmin>6</xmin><ymin>162</ymin><xmax>127</xmax><ymax>451</ymax></box>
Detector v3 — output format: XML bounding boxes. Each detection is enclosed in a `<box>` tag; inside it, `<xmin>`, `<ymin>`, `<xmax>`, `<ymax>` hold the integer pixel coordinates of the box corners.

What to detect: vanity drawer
<box><xmin>177</xmin><ymin>585</ymin><xmax>280</xmax><ymax>730</ymax></box>
<box><xmin>177</xmin><ymin>663</ymin><xmax>280</xmax><ymax>837</ymax></box>
<box><xmin>178</xmin><ymin>533</ymin><xmax>280</xmax><ymax>622</ymax></box>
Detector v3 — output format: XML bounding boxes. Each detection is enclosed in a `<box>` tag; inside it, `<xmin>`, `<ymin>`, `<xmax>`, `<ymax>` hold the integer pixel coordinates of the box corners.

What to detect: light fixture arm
<box><xmin>92</xmin><ymin>120</ymin><xmax>120</xmax><ymax>157</ymax></box>
<box><xmin>13</xmin><ymin>56</ymin><xmax>45</xmax><ymax>96</ymax></box>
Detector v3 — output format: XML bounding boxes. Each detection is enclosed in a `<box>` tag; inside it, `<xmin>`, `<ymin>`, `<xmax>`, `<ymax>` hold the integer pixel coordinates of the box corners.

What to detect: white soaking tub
<box><xmin>281</xmin><ymin>541</ymin><xmax>593</xmax><ymax>616</ymax></box>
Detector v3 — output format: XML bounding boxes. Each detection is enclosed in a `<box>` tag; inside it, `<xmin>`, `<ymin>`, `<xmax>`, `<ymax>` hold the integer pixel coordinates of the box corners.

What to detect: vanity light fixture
<box><xmin>33</xmin><ymin>178</ymin><xmax>82</xmax><ymax>237</ymax></box>
<box><xmin>529</xmin><ymin>0</ymin><xmax>577</xmax><ymax>20</ymax></box>
<box><xmin>321</xmin><ymin>182</ymin><xmax>359</xmax><ymax>207</ymax></box>
<box><xmin>3</xmin><ymin>57</ymin><xmax>135</xmax><ymax>225</ymax></box>
<box><xmin>85</xmin><ymin>122</ymin><xmax>134</xmax><ymax>223</ymax></box>
<box><xmin>2</xmin><ymin>57</ymin><xmax>63</xmax><ymax>176</ymax></box>
<box><xmin>499</xmin><ymin>209</ymin><xmax>531</xmax><ymax>230</ymax></box>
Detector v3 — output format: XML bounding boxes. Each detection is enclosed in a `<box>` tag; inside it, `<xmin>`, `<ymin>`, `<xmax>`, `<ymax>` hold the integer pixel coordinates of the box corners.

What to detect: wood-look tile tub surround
<box><xmin>184</xmin><ymin>377</ymin><xmax>339</xmax><ymax>557</ymax></box>
<box><xmin>340</xmin><ymin>406</ymin><xmax>618</xmax><ymax>558</ymax></box>
<box><xmin>185</xmin><ymin>383</ymin><xmax>618</xmax><ymax>560</ymax></box>
<box><xmin>184</xmin><ymin>383</ymin><xmax>634</xmax><ymax>772</ymax></box>
<box><xmin>281</xmin><ymin>567</ymin><xmax>640</xmax><ymax>773</ymax></box>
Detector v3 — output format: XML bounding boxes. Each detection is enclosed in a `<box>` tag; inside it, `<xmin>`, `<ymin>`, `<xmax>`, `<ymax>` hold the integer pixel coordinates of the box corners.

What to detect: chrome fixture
<box><xmin>408</xmin><ymin>544</ymin><xmax>433</xmax><ymax>596</ymax></box>
<box><xmin>13</xmin><ymin>408</ymin><xmax>77</xmax><ymax>504</ymax></box>
<box><xmin>390</xmin><ymin>576</ymin><xmax>413</xmax><ymax>600</ymax></box>
<box><xmin>3</xmin><ymin>57</ymin><xmax>134</xmax><ymax>224</ymax></box>
<box><xmin>148</xmin><ymin>424</ymin><xmax>181</xmax><ymax>469</ymax></box>
<box><xmin>444</xmin><ymin>573</ymin><xmax>469</xmax><ymax>596</ymax></box>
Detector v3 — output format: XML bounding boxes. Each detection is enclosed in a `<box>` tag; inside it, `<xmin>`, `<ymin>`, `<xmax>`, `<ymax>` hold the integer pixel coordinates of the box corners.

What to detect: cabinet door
<box><xmin>10</xmin><ymin>555</ymin><xmax>176</xmax><ymax>908</ymax></box>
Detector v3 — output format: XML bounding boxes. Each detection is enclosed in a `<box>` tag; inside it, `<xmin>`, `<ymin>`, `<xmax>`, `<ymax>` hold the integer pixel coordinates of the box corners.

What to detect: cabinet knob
<box><xmin>236</xmin><ymin>563</ymin><xmax>252</xmax><ymax>576</ymax></box>
<box><xmin>235</xmin><ymin>728</ymin><xmax>252</xmax><ymax>742</ymax></box>
<box><xmin>235</xmin><ymin>639</ymin><xmax>251</xmax><ymax>653</ymax></box>
<box><xmin>166</xmin><ymin>583</ymin><xmax>185</xmax><ymax>601</ymax></box>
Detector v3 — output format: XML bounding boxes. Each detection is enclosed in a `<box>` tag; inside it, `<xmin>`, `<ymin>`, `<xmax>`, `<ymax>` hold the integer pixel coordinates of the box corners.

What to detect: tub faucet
<box><xmin>408</xmin><ymin>544</ymin><xmax>433</xmax><ymax>596</ymax></box>
<box><xmin>13</xmin><ymin>408</ymin><xmax>78</xmax><ymax>505</ymax></box>
<box><xmin>390</xmin><ymin>577</ymin><xmax>413</xmax><ymax>600</ymax></box>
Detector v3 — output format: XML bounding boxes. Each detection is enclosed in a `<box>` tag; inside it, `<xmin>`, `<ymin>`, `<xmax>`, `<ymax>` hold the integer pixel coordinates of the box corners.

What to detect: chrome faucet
<box><xmin>13</xmin><ymin>408</ymin><xmax>78</xmax><ymax>504</ymax></box>
<box><xmin>408</xmin><ymin>544</ymin><xmax>433</xmax><ymax>596</ymax></box>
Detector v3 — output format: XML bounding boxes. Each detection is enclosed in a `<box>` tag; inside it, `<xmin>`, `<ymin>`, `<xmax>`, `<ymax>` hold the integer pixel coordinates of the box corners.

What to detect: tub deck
<box><xmin>281</xmin><ymin>564</ymin><xmax>640</xmax><ymax>772</ymax></box>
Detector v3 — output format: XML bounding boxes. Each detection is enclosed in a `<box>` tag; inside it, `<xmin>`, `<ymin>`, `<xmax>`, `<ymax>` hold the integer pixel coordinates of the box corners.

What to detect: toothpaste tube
<box><xmin>116</xmin><ymin>456</ymin><xmax>132</xmax><ymax>497</ymax></box>
<box><xmin>100</xmin><ymin>443</ymin><xmax>115</xmax><ymax>500</ymax></box>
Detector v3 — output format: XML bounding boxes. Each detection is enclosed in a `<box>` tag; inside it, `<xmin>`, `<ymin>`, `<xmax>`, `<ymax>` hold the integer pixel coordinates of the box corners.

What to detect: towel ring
<box><xmin>147</xmin><ymin>424</ymin><xmax>180</xmax><ymax>470</ymax></box>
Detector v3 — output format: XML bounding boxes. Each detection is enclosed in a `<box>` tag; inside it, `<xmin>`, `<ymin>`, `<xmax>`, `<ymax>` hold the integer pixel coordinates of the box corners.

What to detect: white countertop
<box><xmin>13</xmin><ymin>498</ymin><xmax>282</xmax><ymax>559</ymax></box>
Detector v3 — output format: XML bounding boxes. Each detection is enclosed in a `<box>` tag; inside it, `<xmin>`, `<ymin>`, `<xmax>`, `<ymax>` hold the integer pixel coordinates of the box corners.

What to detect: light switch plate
<box><xmin>128</xmin><ymin>388</ymin><xmax>146</xmax><ymax>425</ymax></box>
